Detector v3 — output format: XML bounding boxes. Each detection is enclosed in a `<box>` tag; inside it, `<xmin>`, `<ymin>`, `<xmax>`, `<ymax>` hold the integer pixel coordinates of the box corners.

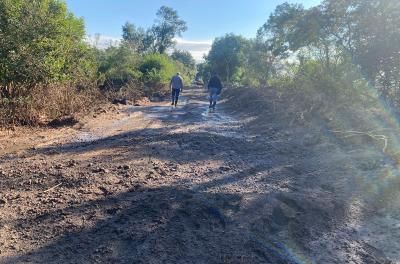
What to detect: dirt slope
<box><xmin>0</xmin><ymin>87</ymin><xmax>397</xmax><ymax>263</ymax></box>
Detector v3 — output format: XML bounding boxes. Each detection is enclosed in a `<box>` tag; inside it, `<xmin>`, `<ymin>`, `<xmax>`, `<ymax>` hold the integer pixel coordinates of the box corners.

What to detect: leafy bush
<box><xmin>0</xmin><ymin>0</ymin><xmax>95</xmax><ymax>90</ymax></box>
<box><xmin>0</xmin><ymin>0</ymin><xmax>98</xmax><ymax>125</ymax></box>
<box><xmin>171</xmin><ymin>50</ymin><xmax>196</xmax><ymax>79</ymax></box>
<box><xmin>138</xmin><ymin>53</ymin><xmax>190</xmax><ymax>96</ymax></box>
<box><xmin>206</xmin><ymin>34</ymin><xmax>249</xmax><ymax>82</ymax></box>
<box><xmin>97</xmin><ymin>45</ymin><xmax>142</xmax><ymax>89</ymax></box>
<box><xmin>139</xmin><ymin>54</ymin><xmax>174</xmax><ymax>84</ymax></box>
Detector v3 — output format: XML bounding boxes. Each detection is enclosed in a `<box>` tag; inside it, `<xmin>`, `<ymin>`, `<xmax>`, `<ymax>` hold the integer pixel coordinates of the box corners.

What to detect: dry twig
<box><xmin>43</xmin><ymin>183</ymin><xmax>62</xmax><ymax>193</ymax></box>
<box><xmin>331</xmin><ymin>130</ymin><xmax>388</xmax><ymax>152</ymax></box>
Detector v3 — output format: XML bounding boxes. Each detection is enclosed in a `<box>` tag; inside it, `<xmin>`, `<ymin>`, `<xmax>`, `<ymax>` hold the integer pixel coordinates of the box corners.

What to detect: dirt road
<box><xmin>0</xmin><ymin>87</ymin><xmax>396</xmax><ymax>263</ymax></box>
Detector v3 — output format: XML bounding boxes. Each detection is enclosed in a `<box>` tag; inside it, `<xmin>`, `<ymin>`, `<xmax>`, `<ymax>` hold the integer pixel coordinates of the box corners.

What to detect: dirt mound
<box><xmin>222</xmin><ymin>87</ymin><xmax>398</xmax><ymax>263</ymax></box>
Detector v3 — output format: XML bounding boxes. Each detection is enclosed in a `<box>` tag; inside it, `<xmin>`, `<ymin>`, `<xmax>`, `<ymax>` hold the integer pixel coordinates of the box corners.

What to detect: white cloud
<box><xmin>174</xmin><ymin>38</ymin><xmax>212</xmax><ymax>62</ymax></box>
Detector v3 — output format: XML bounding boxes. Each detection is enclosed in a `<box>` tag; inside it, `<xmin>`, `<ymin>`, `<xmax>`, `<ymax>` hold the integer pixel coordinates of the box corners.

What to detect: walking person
<box><xmin>207</xmin><ymin>74</ymin><xmax>223</xmax><ymax>110</ymax></box>
<box><xmin>170</xmin><ymin>72</ymin><xmax>184</xmax><ymax>107</ymax></box>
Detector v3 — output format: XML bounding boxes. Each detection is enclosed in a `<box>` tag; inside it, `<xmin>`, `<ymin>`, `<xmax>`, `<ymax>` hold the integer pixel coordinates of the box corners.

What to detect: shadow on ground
<box><xmin>0</xmin><ymin>88</ymin><xmax>394</xmax><ymax>264</ymax></box>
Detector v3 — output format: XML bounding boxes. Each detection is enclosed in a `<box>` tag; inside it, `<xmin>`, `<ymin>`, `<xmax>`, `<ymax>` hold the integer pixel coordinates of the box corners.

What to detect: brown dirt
<box><xmin>0</xmin><ymin>87</ymin><xmax>398</xmax><ymax>263</ymax></box>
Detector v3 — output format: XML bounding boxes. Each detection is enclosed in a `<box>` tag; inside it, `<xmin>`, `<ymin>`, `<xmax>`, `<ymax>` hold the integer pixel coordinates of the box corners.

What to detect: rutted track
<box><xmin>0</xmin><ymin>87</ymin><xmax>394</xmax><ymax>263</ymax></box>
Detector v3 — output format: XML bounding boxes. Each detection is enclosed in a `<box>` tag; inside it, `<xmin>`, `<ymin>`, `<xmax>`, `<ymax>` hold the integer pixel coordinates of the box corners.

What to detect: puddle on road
<box><xmin>122</xmin><ymin>98</ymin><xmax>249</xmax><ymax>140</ymax></box>
<box><xmin>74</xmin><ymin>131</ymin><xmax>102</xmax><ymax>143</ymax></box>
<box><xmin>143</xmin><ymin>106</ymin><xmax>182</xmax><ymax>120</ymax></box>
<box><xmin>70</xmin><ymin>91</ymin><xmax>249</xmax><ymax>143</ymax></box>
<box><xmin>201</xmin><ymin>108</ymin><xmax>233</xmax><ymax>122</ymax></box>
<box><xmin>123</xmin><ymin>95</ymin><xmax>191</xmax><ymax>120</ymax></box>
<box><xmin>72</xmin><ymin>113</ymin><xmax>139</xmax><ymax>143</ymax></box>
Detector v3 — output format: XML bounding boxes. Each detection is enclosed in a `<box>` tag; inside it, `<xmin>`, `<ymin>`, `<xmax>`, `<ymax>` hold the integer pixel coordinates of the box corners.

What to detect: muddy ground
<box><xmin>0</xmin><ymin>87</ymin><xmax>399</xmax><ymax>263</ymax></box>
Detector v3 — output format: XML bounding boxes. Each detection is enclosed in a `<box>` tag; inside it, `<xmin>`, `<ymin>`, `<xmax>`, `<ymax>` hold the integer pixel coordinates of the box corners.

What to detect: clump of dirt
<box><xmin>112</xmin><ymin>98</ymin><xmax>128</xmax><ymax>105</ymax></box>
<box><xmin>47</xmin><ymin>115</ymin><xmax>79</xmax><ymax>128</ymax></box>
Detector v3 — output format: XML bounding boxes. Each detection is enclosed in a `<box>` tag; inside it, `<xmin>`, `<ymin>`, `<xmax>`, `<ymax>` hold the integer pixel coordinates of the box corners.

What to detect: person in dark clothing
<box><xmin>170</xmin><ymin>72</ymin><xmax>184</xmax><ymax>106</ymax></box>
<box><xmin>207</xmin><ymin>75</ymin><xmax>223</xmax><ymax>110</ymax></box>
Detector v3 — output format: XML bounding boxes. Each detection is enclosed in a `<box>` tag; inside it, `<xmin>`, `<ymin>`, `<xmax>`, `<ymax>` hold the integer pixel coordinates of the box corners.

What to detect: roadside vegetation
<box><xmin>1</xmin><ymin>0</ymin><xmax>399</xmax><ymax>135</ymax></box>
<box><xmin>0</xmin><ymin>1</ymin><xmax>400</xmax><ymax>262</ymax></box>
<box><xmin>197</xmin><ymin>0</ymin><xmax>400</xmax><ymax>153</ymax></box>
<box><xmin>0</xmin><ymin>1</ymin><xmax>194</xmax><ymax>126</ymax></box>
<box><xmin>200</xmin><ymin>0</ymin><xmax>400</xmax><ymax>99</ymax></box>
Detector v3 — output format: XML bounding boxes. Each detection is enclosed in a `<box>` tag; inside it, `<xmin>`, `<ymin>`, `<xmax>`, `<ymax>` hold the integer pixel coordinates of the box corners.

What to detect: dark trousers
<box><xmin>171</xmin><ymin>88</ymin><xmax>180</xmax><ymax>104</ymax></box>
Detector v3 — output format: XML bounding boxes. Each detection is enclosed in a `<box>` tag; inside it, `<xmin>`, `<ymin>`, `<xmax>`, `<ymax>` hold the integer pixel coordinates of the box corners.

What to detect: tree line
<box><xmin>199</xmin><ymin>0</ymin><xmax>400</xmax><ymax>109</ymax></box>
<box><xmin>0</xmin><ymin>1</ymin><xmax>195</xmax><ymax>125</ymax></box>
<box><xmin>1</xmin><ymin>0</ymin><xmax>399</xmax><ymax>126</ymax></box>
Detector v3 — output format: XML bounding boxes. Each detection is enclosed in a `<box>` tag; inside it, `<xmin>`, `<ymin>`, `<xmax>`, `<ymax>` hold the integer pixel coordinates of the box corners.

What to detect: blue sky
<box><xmin>66</xmin><ymin>0</ymin><xmax>321</xmax><ymax>60</ymax></box>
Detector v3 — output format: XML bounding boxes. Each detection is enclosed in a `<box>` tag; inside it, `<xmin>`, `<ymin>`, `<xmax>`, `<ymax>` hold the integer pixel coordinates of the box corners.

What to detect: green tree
<box><xmin>256</xmin><ymin>0</ymin><xmax>400</xmax><ymax>107</ymax></box>
<box><xmin>0</xmin><ymin>0</ymin><xmax>93</xmax><ymax>98</ymax></box>
<box><xmin>171</xmin><ymin>50</ymin><xmax>195</xmax><ymax>69</ymax></box>
<box><xmin>171</xmin><ymin>50</ymin><xmax>196</xmax><ymax>79</ymax></box>
<box><xmin>122</xmin><ymin>22</ymin><xmax>147</xmax><ymax>53</ymax></box>
<box><xmin>206</xmin><ymin>34</ymin><xmax>249</xmax><ymax>82</ymax></box>
<box><xmin>151</xmin><ymin>6</ymin><xmax>187</xmax><ymax>54</ymax></box>
<box><xmin>258</xmin><ymin>3</ymin><xmax>336</xmax><ymax>69</ymax></box>
<box><xmin>196</xmin><ymin>62</ymin><xmax>211</xmax><ymax>82</ymax></box>
<box><xmin>139</xmin><ymin>53</ymin><xmax>177</xmax><ymax>85</ymax></box>
<box><xmin>138</xmin><ymin>53</ymin><xmax>192</xmax><ymax>96</ymax></box>
<box><xmin>323</xmin><ymin>0</ymin><xmax>400</xmax><ymax>102</ymax></box>
<box><xmin>243</xmin><ymin>39</ymin><xmax>275</xmax><ymax>87</ymax></box>
<box><xmin>257</xmin><ymin>3</ymin><xmax>305</xmax><ymax>58</ymax></box>
<box><xmin>97</xmin><ymin>45</ymin><xmax>141</xmax><ymax>89</ymax></box>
